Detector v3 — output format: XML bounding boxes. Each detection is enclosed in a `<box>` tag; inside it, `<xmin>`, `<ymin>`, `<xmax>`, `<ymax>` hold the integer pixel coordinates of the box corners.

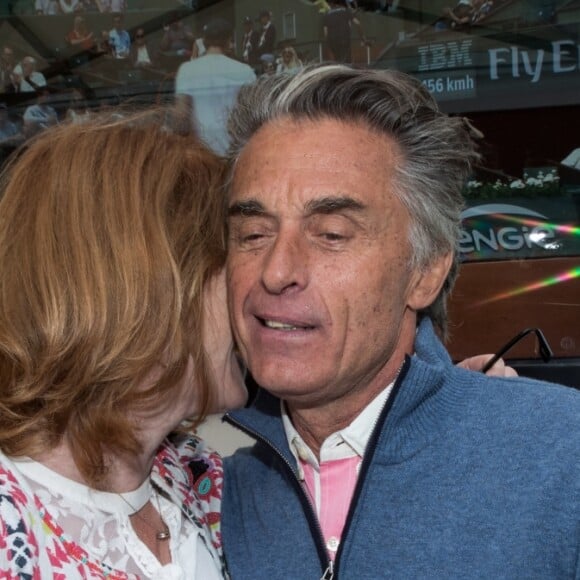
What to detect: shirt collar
<box><xmin>282</xmin><ymin>380</ymin><xmax>396</xmax><ymax>469</ymax></box>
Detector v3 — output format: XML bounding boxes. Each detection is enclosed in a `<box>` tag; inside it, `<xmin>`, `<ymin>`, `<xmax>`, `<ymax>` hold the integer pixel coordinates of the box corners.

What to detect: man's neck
<box><xmin>287</xmin><ymin>354</ymin><xmax>406</xmax><ymax>459</ymax></box>
<box><xmin>204</xmin><ymin>46</ymin><xmax>225</xmax><ymax>55</ymax></box>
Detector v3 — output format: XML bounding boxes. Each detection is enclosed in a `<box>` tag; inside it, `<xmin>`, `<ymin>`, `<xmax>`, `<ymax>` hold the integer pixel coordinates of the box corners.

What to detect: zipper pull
<box><xmin>320</xmin><ymin>560</ymin><xmax>334</xmax><ymax>580</ymax></box>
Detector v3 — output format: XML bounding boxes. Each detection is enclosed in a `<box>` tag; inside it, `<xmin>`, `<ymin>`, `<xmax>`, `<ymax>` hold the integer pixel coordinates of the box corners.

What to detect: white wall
<box><xmin>197</xmin><ymin>414</ymin><xmax>254</xmax><ymax>456</ymax></box>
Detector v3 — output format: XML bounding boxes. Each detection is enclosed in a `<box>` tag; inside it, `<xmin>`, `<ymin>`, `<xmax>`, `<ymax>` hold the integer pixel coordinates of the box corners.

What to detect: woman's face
<box><xmin>140</xmin><ymin>271</ymin><xmax>247</xmax><ymax>430</ymax></box>
<box><xmin>200</xmin><ymin>269</ymin><xmax>248</xmax><ymax>414</ymax></box>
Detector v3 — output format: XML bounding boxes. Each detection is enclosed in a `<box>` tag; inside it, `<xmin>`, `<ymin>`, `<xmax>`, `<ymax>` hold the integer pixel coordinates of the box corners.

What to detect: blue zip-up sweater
<box><xmin>222</xmin><ymin>319</ymin><xmax>580</xmax><ymax>579</ymax></box>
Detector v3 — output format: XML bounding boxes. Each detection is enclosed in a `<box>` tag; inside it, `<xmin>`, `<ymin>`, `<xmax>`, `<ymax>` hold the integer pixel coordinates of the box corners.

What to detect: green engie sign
<box><xmin>460</xmin><ymin>196</ymin><xmax>580</xmax><ymax>262</ymax></box>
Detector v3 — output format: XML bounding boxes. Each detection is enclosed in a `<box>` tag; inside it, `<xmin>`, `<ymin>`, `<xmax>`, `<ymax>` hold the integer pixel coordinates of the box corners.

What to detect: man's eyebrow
<box><xmin>227</xmin><ymin>199</ymin><xmax>266</xmax><ymax>217</ymax></box>
<box><xmin>305</xmin><ymin>196</ymin><xmax>366</xmax><ymax>215</ymax></box>
<box><xmin>227</xmin><ymin>196</ymin><xmax>366</xmax><ymax>218</ymax></box>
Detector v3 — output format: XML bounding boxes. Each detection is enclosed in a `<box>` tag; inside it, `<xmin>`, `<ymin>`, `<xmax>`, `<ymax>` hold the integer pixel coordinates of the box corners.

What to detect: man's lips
<box><xmin>255</xmin><ymin>316</ymin><xmax>316</xmax><ymax>331</ymax></box>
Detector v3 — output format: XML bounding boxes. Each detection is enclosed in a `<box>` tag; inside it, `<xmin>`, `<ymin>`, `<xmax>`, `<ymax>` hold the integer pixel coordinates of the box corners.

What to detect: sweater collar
<box><xmin>225</xmin><ymin>318</ymin><xmax>458</xmax><ymax>465</ymax></box>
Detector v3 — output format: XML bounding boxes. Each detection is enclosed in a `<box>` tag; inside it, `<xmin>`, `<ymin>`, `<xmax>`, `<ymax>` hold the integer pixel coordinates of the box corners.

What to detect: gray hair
<box><xmin>226</xmin><ymin>63</ymin><xmax>480</xmax><ymax>335</ymax></box>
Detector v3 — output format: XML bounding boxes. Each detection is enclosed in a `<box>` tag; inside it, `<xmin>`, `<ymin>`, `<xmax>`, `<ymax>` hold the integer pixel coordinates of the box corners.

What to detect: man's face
<box><xmin>2</xmin><ymin>48</ymin><xmax>13</xmax><ymax>65</ymax></box>
<box><xmin>227</xmin><ymin>118</ymin><xmax>447</xmax><ymax>408</ymax></box>
<box><xmin>22</xmin><ymin>59</ymin><xmax>34</xmax><ymax>75</ymax></box>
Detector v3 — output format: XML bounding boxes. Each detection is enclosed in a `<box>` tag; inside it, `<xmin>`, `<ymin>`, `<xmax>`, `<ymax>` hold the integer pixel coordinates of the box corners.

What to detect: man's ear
<box><xmin>407</xmin><ymin>252</ymin><xmax>453</xmax><ymax>311</ymax></box>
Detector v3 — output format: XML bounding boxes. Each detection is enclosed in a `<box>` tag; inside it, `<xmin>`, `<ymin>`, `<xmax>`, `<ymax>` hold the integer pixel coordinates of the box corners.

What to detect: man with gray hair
<box><xmin>221</xmin><ymin>64</ymin><xmax>580</xmax><ymax>579</ymax></box>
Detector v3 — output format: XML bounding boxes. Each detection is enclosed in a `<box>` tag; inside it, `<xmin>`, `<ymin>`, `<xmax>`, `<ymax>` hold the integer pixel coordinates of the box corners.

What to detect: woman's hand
<box><xmin>457</xmin><ymin>355</ymin><xmax>519</xmax><ymax>377</ymax></box>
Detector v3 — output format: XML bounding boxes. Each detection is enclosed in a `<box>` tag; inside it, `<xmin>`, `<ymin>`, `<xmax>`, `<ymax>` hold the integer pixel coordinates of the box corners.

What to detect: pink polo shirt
<box><xmin>282</xmin><ymin>380</ymin><xmax>395</xmax><ymax>560</ymax></box>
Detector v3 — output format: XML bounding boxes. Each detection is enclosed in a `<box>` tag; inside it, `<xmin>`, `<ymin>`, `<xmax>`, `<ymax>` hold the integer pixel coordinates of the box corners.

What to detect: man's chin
<box><xmin>251</xmin><ymin>376</ymin><xmax>322</xmax><ymax>403</ymax></box>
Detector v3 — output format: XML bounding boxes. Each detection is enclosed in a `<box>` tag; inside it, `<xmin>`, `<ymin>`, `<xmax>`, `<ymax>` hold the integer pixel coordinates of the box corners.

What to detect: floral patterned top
<box><xmin>0</xmin><ymin>434</ymin><xmax>228</xmax><ymax>579</ymax></box>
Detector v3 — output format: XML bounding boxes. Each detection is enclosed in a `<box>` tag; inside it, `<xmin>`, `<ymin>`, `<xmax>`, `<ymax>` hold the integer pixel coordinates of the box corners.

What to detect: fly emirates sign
<box><xmin>412</xmin><ymin>36</ymin><xmax>580</xmax><ymax>105</ymax></box>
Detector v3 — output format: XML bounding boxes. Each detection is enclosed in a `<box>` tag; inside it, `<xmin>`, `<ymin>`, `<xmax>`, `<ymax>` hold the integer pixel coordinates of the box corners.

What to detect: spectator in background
<box><xmin>241</xmin><ymin>16</ymin><xmax>260</xmax><ymax>69</ymax></box>
<box><xmin>65</xmin><ymin>86</ymin><xmax>92</xmax><ymax>123</ymax></box>
<box><xmin>471</xmin><ymin>0</ymin><xmax>493</xmax><ymax>23</ymax></box>
<box><xmin>0</xmin><ymin>103</ymin><xmax>23</xmax><ymax>170</ymax></box>
<box><xmin>160</xmin><ymin>15</ymin><xmax>194</xmax><ymax>58</ymax></box>
<box><xmin>35</xmin><ymin>0</ymin><xmax>59</xmax><ymax>14</ymax></box>
<box><xmin>96</xmin><ymin>0</ymin><xmax>126</xmax><ymax>11</ymax></box>
<box><xmin>346</xmin><ymin>0</ymin><xmax>359</xmax><ymax>13</ymax></box>
<box><xmin>435</xmin><ymin>0</ymin><xmax>474</xmax><ymax>30</ymax></box>
<box><xmin>94</xmin><ymin>29</ymin><xmax>112</xmax><ymax>56</ymax></box>
<box><xmin>109</xmin><ymin>13</ymin><xmax>131</xmax><ymax>59</ymax></box>
<box><xmin>0</xmin><ymin>103</ymin><xmax>23</xmax><ymax>147</ymax></box>
<box><xmin>175</xmin><ymin>18</ymin><xmax>256</xmax><ymax>156</ymax></box>
<box><xmin>79</xmin><ymin>0</ymin><xmax>101</xmax><ymax>12</ymax></box>
<box><xmin>89</xmin><ymin>29</ymin><xmax>115</xmax><ymax>78</ymax></box>
<box><xmin>311</xmin><ymin>0</ymin><xmax>331</xmax><ymax>13</ymax></box>
<box><xmin>23</xmin><ymin>87</ymin><xmax>58</xmax><ymax>139</ymax></box>
<box><xmin>276</xmin><ymin>45</ymin><xmax>303</xmax><ymax>74</ymax></box>
<box><xmin>58</xmin><ymin>0</ymin><xmax>81</xmax><ymax>13</ymax></box>
<box><xmin>13</xmin><ymin>56</ymin><xmax>47</xmax><ymax>93</ymax></box>
<box><xmin>130</xmin><ymin>28</ymin><xmax>156</xmax><ymax>69</ymax></box>
<box><xmin>257</xmin><ymin>10</ymin><xmax>276</xmax><ymax>61</ymax></box>
<box><xmin>260</xmin><ymin>54</ymin><xmax>276</xmax><ymax>77</ymax></box>
<box><xmin>191</xmin><ymin>34</ymin><xmax>206</xmax><ymax>59</ymax></box>
<box><xmin>66</xmin><ymin>15</ymin><xmax>96</xmax><ymax>52</ymax></box>
<box><xmin>323</xmin><ymin>0</ymin><xmax>367</xmax><ymax>63</ymax></box>
<box><xmin>0</xmin><ymin>45</ymin><xmax>17</xmax><ymax>93</ymax></box>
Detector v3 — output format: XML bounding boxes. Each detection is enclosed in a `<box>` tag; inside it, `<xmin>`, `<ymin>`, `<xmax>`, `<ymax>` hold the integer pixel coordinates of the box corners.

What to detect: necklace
<box><xmin>119</xmin><ymin>487</ymin><xmax>171</xmax><ymax>542</ymax></box>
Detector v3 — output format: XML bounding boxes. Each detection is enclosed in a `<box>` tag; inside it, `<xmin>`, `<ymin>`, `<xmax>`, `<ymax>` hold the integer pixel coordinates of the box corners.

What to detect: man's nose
<box><xmin>261</xmin><ymin>230</ymin><xmax>307</xmax><ymax>295</ymax></box>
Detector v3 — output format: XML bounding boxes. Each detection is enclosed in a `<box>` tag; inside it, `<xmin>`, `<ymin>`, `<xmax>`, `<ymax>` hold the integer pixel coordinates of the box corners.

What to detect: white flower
<box><xmin>509</xmin><ymin>179</ymin><xmax>525</xmax><ymax>189</ymax></box>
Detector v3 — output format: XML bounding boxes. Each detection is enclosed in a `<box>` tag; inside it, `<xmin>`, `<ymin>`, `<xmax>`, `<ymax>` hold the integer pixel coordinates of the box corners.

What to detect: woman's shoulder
<box><xmin>0</xmin><ymin>454</ymin><xmax>37</xmax><ymax>515</ymax></box>
<box><xmin>156</xmin><ymin>433</ymin><xmax>222</xmax><ymax>479</ymax></box>
<box><xmin>153</xmin><ymin>433</ymin><xmax>224</xmax><ymax>516</ymax></box>
<box><xmin>0</xmin><ymin>455</ymin><xmax>44</xmax><ymax>573</ymax></box>
<box><xmin>153</xmin><ymin>434</ymin><xmax>226</xmax><ymax>567</ymax></box>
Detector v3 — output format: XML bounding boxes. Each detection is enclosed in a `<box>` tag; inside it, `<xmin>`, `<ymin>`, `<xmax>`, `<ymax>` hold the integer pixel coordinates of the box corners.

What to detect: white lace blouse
<box><xmin>0</xmin><ymin>437</ymin><xmax>226</xmax><ymax>579</ymax></box>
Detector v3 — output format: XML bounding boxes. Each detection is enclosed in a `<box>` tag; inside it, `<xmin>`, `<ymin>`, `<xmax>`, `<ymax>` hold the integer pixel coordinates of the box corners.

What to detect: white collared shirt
<box><xmin>282</xmin><ymin>380</ymin><xmax>395</xmax><ymax>557</ymax></box>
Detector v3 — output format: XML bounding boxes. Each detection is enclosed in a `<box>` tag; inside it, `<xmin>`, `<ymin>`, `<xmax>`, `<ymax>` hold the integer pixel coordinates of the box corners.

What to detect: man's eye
<box><xmin>309</xmin><ymin>215</ymin><xmax>355</xmax><ymax>245</ymax></box>
<box><xmin>242</xmin><ymin>232</ymin><xmax>265</xmax><ymax>243</ymax></box>
<box><xmin>230</xmin><ymin>225</ymin><xmax>271</xmax><ymax>247</ymax></box>
<box><xmin>321</xmin><ymin>232</ymin><xmax>346</xmax><ymax>241</ymax></box>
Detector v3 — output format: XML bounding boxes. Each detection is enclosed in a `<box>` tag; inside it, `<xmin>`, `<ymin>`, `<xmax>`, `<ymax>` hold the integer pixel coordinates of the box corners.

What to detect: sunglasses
<box><xmin>481</xmin><ymin>327</ymin><xmax>553</xmax><ymax>374</ymax></box>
